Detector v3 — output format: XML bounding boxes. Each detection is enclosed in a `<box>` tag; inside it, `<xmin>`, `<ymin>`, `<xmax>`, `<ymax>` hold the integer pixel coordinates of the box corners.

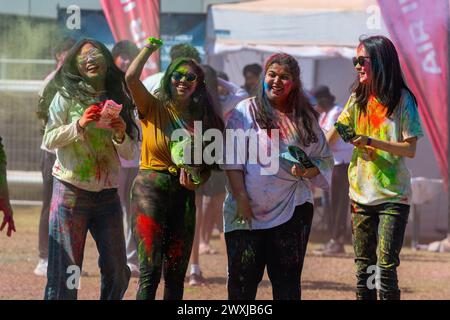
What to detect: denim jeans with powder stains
<box><xmin>44</xmin><ymin>178</ymin><xmax>130</xmax><ymax>300</ymax></box>
<box><xmin>351</xmin><ymin>201</ymin><xmax>409</xmax><ymax>300</ymax></box>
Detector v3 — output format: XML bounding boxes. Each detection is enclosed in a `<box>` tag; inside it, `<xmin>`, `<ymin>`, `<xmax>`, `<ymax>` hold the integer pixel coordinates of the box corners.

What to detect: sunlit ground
<box><xmin>1</xmin><ymin>206</ymin><xmax>450</xmax><ymax>300</ymax></box>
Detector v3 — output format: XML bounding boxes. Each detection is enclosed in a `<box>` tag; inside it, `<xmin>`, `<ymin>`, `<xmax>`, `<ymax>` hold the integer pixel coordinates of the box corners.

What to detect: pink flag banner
<box><xmin>378</xmin><ymin>0</ymin><xmax>449</xmax><ymax>185</ymax></box>
<box><xmin>101</xmin><ymin>0</ymin><xmax>160</xmax><ymax>79</ymax></box>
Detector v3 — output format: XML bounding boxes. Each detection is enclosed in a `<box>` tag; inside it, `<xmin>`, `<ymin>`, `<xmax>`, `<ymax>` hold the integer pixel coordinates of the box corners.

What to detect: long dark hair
<box><xmin>51</xmin><ymin>38</ymin><xmax>139</xmax><ymax>140</ymax></box>
<box><xmin>200</xmin><ymin>64</ymin><xmax>223</xmax><ymax>119</ymax></box>
<box><xmin>352</xmin><ymin>35</ymin><xmax>417</xmax><ymax>117</ymax></box>
<box><xmin>255</xmin><ymin>53</ymin><xmax>319</xmax><ymax>146</ymax></box>
<box><xmin>158</xmin><ymin>57</ymin><xmax>224</xmax><ymax>132</ymax></box>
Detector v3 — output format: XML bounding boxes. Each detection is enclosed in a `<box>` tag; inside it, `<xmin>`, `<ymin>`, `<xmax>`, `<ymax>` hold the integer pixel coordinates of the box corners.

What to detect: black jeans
<box><xmin>131</xmin><ymin>170</ymin><xmax>196</xmax><ymax>300</ymax></box>
<box><xmin>351</xmin><ymin>201</ymin><xmax>410</xmax><ymax>300</ymax></box>
<box><xmin>225</xmin><ymin>202</ymin><xmax>314</xmax><ymax>300</ymax></box>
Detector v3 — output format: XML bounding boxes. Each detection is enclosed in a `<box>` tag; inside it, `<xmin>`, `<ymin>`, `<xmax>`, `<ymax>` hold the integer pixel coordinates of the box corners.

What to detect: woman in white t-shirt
<box><xmin>221</xmin><ymin>53</ymin><xmax>333</xmax><ymax>300</ymax></box>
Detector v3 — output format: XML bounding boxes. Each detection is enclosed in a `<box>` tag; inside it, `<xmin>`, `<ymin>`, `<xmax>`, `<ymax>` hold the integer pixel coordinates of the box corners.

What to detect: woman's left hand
<box><xmin>351</xmin><ymin>135</ymin><xmax>369</xmax><ymax>148</ymax></box>
<box><xmin>110</xmin><ymin>116</ymin><xmax>126</xmax><ymax>141</ymax></box>
<box><xmin>179</xmin><ymin>168</ymin><xmax>198</xmax><ymax>191</ymax></box>
<box><xmin>291</xmin><ymin>164</ymin><xmax>319</xmax><ymax>179</ymax></box>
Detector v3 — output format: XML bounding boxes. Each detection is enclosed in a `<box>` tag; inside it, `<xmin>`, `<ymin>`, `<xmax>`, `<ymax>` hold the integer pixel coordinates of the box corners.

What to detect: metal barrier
<box><xmin>1</xmin><ymin>79</ymin><xmax>45</xmax><ymax>203</ymax></box>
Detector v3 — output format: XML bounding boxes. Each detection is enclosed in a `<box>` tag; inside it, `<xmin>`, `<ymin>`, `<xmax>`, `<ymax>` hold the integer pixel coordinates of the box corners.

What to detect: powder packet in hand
<box><xmin>95</xmin><ymin>100</ymin><xmax>122</xmax><ymax>129</ymax></box>
<box><xmin>334</xmin><ymin>122</ymin><xmax>356</xmax><ymax>143</ymax></box>
<box><xmin>146</xmin><ymin>37</ymin><xmax>164</xmax><ymax>48</ymax></box>
<box><xmin>280</xmin><ymin>145</ymin><xmax>315</xmax><ymax>171</ymax></box>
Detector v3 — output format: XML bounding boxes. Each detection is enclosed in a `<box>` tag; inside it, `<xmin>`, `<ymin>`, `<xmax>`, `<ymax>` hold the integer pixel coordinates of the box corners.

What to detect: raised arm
<box><xmin>125</xmin><ymin>42</ymin><xmax>161</xmax><ymax>118</ymax></box>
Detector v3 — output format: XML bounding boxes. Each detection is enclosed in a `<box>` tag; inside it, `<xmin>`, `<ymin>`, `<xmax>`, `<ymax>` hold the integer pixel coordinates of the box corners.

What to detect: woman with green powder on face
<box><xmin>125</xmin><ymin>39</ymin><xmax>223</xmax><ymax>300</ymax></box>
<box><xmin>327</xmin><ymin>35</ymin><xmax>423</xmax><ymax>300</ymax></box>
<box><xmin>43</xmin><ymin>39</ymin><xmax>139</xmax><ymax>300</ymax></box>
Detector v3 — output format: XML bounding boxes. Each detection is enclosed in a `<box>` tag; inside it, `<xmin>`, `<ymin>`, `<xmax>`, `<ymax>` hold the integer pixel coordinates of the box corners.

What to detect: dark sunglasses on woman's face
<box><xmin>352</xmin><ymin>56</ymin><xmax>370</xmax><ymax>67</ymax></box>
<box><xmin>172</xmin><ymin>71</ymin><xmax>198</xmax><ymax>83</ymax></box>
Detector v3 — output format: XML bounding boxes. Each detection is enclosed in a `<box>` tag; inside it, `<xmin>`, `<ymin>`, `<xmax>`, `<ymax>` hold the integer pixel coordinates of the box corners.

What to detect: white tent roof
<box><xmin>206</xmin><ymin>0</ymin><xmax>389</xmax><ymax>58</ymax></box>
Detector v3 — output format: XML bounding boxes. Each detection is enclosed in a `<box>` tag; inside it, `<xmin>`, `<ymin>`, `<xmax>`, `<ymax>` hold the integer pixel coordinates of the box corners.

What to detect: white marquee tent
<box><xmin>206</xmin><ymin>0</ymin><xmax>389</xmax><ymax>103</ymax></box>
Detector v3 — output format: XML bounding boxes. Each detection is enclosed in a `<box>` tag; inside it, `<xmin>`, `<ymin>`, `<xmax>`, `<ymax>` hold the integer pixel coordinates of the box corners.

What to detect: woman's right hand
<box><xmin>234</xmin><ymin>193</ymin><xmax>254</xmax><ymax>228</ymax></box>
<box><xmin>78</xmin><ymin>105</ymin><xmax>101</xmax><ymax>128</ymax></box>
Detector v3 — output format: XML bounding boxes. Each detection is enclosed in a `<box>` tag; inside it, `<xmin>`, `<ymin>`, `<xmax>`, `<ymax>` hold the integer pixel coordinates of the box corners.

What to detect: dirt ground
<box><xmin>1</xmin><ymin>206</ymin><xmax>450</xmax><ymax>300</ymax></box>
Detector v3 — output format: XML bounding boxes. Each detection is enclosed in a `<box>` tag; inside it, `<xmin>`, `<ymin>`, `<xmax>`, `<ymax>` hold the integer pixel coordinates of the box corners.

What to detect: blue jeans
<box><xmin>44</xmin><ymin>178</ymin><xmax>130</xmax><ymax>300</ymax></box>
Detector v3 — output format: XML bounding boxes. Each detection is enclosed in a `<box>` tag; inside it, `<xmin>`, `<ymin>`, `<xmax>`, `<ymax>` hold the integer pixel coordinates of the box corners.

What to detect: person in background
<box><xmin>112</xmin><ymin>40</ymin><xmax>140</xmax><ymax>73</ymax></box>
<box><xmin>312</xmin><ymin>85</ymin><xmax>353</xmax><ymax>255</ymax></box>
<box><xmin>142</xmin><ymin>43</ymin><xmax>201</xmax><ymax>94</ymax></box>
<box><xmin>34</xmin><ymin>36</ymin><xmax>76</xmax><ymax>276</ymax></box>
<box><xmin>327</xmin><ymin>35</ymin><xmax>423</xmax><ymax>300</ymax></box>
<box><xmin>112</xmin><ymin>40</ymin><xmax>142</xmax><ymax>277</ymax></box>
<box><xmin>188</xmin><ymin>66</ymin><xmax>248</xmax><ymax>287</ymax></box>
<box><xmin>217</xmin><ymin>71</ymin><xmax>249</xmax><ymax>122</ymax></box>
<box><xmin>222</xmin><ymin>53</ymin><xmax>333</xmax><ymax>300</ymax></box>
<box><xmin>242</xmin><ymin>63</ymin><xmax>262</xmax><ymax>97</ymax></box>
<box><xmin>0</xmin><ymin>136</ymin><xmax>15</xmax><ymax>237</ymax></box>
<box><xmin>43</xmin><ymin>39</ymin><xmax>139</xmax><ymax>300</ymax></box>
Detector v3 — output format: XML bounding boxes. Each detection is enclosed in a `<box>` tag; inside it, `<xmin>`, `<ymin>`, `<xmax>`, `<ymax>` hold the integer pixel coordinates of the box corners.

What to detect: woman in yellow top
<box><xmin>125</xmin><ymin>40</ymin><xmax>223</xmax><ymax>300</ymax></box>
<box><xmin>328</xmin><ymin>35</ymin><xmax>423</xmax><ymax>300</ymax></box>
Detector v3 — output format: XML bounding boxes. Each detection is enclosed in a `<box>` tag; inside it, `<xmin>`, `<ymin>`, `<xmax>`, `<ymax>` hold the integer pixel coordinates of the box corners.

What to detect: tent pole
<box><xmin>446</xmin><ymin>1</ymin><xmax>450</xmax><ymax>241</ymax></box>
<box><xmin>448</xmin><ymin>0</ymin><xmax>450</xmax><ymax>240</ymax></box>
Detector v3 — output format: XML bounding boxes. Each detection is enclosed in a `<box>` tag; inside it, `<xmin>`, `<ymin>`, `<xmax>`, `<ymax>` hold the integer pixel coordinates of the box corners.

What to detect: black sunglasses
<box><xmin>172</xmin><ymin>71</ymin><xmax>198</xmax><ymax>83</ymax></box>
<box><xmin>352</xmin><ymin>56</ymin><xmax>370</xmax><ymax>67</ymax></box>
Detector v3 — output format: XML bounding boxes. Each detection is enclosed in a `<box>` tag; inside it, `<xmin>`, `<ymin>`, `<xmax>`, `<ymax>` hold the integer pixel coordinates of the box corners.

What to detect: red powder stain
<box><xmin>136</xmin><ymin>214</ymin><xmax>161</xmax><ymax>256</ymax></box>
<box><xmin>95</xmin><ymin>167</ymin><xmax>101</xmax><ymax>182</ymax></box>
<box><xmin>367</xmin><ymin>96</ymin><xmax>387</xmax><ymax>129</ymax></box>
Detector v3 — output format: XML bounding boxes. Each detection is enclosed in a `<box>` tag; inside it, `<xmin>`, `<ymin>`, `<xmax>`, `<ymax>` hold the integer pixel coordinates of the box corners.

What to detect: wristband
<box><xmin>76</xmin><ymin>120</ymin><xmax>86</xmax><ymax>132</ymax></box>
<box><xmin>367</xmin><ymin>137</ymin><xmax>372</xmax><ymax>146</ymax></box>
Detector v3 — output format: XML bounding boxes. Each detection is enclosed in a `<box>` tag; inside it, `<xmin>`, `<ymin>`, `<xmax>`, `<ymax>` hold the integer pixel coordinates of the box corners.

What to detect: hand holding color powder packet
<box><xmin>280</xmin><ymin>145</ymin><xmax>315</xmax><ymax>171</ymax></box>
<box><xmin>144</xmin><ymin>37</ymin><xmax>163</xmax><ymax>51</ymax></box>
<box><xmin>169</xmin><ymin>138</ymin><xmax>203</xmax><ymax>185</ymax></box>
<box><xmin>147</xmin><ymin>37</ymin><xmax>163</xmax><ymax>47</ymax></box>
<box><xmin>95</xmin><ymin>100</ymin><xmax>123</xmax><ymax>129</ymax></box>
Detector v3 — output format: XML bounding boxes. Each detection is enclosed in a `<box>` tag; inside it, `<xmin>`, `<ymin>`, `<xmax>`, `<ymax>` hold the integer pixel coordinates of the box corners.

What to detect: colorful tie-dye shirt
<box><xmin>44</xmin><ymin>91</ymin><xmax>137</xmax><ymax>192</ymax></box>
<box><xmin>221</xmin><ymin>98</ymin><xmax>334</xmax><ymax>232</ymax></box>
<box><xmin>336</xmin><ymin>89</ymin><xmax>423</xmax><ymax>205</ymax></box>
